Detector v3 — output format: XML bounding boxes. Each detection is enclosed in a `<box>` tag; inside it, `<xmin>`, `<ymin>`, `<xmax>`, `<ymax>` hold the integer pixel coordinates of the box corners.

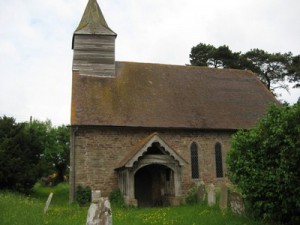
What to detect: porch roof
<box><xmin>115</xmin><ymin>133</ymin><xmax>188</xmax><ymax>170</ymax></box>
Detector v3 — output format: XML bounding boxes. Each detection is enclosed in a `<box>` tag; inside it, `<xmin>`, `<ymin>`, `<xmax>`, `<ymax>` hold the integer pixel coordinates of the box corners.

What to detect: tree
<box><xmin>190</xmin><ymin>43</ymin><xmax>240</xmax><ymax>68</ymax></box>
<box><xmin>288</xmin><ymin>55</ymin><xmax>300</xmax><ymax>88</ymax></box>
<box><xmin>190</xmin><ymin>43</ymin><xmax>215</xmax><ymax>67</ymax></box>
<box><xmin>226</xmin><ymin>103</ymin><xmax>300</xmax><ymax>224</ymax></box>
<box><xmin>0</xmin><ymin>117</ymin><xmax>70</xmax><ymax>192</ymax></box>
<box><xmin>43</xmin><ymin>124</ymin><xmax>70</xmax><ymax>182</ymax></box>
<box><xmin>189</xmin><ymin>43</ymin><xmax>300</xmax><ymax>93</ymax></box>
<box><xmin>241</xmin><ymin>49</ymin><xmax>291</xmax><ymax>91</ymax></box>
<box><xmin>30</xmin><ymin>120</ymin><xmax>70</xmax><ymax>182</ymax></box>
<box><xmin>0</xmin><ymin>116</ymin><xmax>44</xmax><ymax>193</ymax></box>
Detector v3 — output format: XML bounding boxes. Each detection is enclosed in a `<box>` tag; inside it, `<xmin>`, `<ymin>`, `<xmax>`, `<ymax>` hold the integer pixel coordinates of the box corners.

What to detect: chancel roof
<box><xmin>71</xmin><ymin>61</ymin><xmax>279</xmax><ymax>130</ymax></box>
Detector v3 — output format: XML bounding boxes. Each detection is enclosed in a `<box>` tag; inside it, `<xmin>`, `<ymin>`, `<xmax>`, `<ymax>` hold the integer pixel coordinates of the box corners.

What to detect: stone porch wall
<box><xmin>70</xmin><ymin>126</ymin><xmax>234</xmax><ymax>201</ymax></box>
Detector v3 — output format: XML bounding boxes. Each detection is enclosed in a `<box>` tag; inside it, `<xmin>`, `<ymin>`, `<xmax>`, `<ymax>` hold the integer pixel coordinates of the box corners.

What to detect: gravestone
<box><xmin>87</xmin><ymin>203</ymin><xmax>100</xmax><ymax>225</ymax></box>
<box><xmin>228</xmin><ymin>191</ymin><xmax>245</xmax><ymax>214</ymax></box>
<box><xmin>86</xmin><ymin>197</ymin><xmax>112</xmax><ymax>225</ymax></box>
<box><xmin>197</xmin><ymin>182</ymin><xmax>206</xmax><ymax>203</ymax></box>
<box><xmin>44</xmin><ymin>193</ymin><xmax>53</xmax><ymax>214</ymax></box>
<box><xmin>219</xmin><ymin>184</ymin><xmax>228</xmax><ymax>210</ymax></box>
<box><xmin>92</xmin><ymin>190</ymin><xmax>101</xmax><ymax>203</ymax></box>
<box><xmin>207</xmin><ymin>184</ymin><xmax>216</xmax><ymax>206</ymax></box>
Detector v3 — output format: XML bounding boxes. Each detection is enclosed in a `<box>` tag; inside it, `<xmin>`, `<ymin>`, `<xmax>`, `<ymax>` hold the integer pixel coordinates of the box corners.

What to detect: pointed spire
<box><xmin>75</xmin><ymin>0</ymin><xmax>116</xmax><ymax>35</ymax></box>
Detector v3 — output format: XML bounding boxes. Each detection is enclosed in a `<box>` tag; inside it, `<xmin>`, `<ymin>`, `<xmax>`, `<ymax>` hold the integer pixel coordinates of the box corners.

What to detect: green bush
<box><xmin>76</xmin><ymin>185</ymin><xmax>91</xmax><ymax>206</ymax></box>
<box><xmin>227</xmin><ymin>103</ymin><xmax>300</xmax><ymax>224</ymax></box>
<box><xmin>185</xmin><ymin>185</ymin><xmax>198</xmax><ymax>205</ymax></box>
<box><xmin>109</xmin><ymin>189</ymin><xmax>125</xmax><ymax>207</ymax></box>
<box><xmin>0</xmin><ymin>117</ymin><xmax>44</xmax><ymax>194</ymax></box>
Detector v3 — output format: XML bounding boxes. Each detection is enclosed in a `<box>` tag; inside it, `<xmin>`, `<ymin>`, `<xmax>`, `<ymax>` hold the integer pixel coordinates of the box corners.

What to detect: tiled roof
<box><xmin>71</xmin><ymin>61</ymin><xmax>279</xmax><ymax>129</ymax></box>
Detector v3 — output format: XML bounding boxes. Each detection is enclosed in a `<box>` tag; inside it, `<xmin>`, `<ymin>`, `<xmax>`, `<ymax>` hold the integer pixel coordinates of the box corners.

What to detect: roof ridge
<box><xmin>116</xmin><ymin>61</ymin><xmax>254</xmax><ymax>74</ymax></box>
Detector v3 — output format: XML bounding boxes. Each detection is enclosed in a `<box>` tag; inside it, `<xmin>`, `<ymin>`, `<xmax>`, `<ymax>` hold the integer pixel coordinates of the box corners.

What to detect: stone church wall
<box><xmin>70</xmin><ymin>126</ymin><xmax>234</xmax><ymax>201</ymax></box>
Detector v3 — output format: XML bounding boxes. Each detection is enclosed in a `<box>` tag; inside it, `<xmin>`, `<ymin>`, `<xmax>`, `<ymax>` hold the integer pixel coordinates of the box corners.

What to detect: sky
<box><xmin>0</xmin><ymin>0</ymin><xmax>299</xmax><ymax>125</ymax></box>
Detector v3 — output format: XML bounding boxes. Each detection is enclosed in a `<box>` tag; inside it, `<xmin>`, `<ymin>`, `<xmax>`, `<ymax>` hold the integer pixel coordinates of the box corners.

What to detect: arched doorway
<box><xmin>134</xmin><ymin>164</ymin><xmax>174</xmax><ymax>207</ymax></box>
<box><xmin>115</xmin><ymin>133</ymin><xmax>187</xmax><ymax>207</ymax></box>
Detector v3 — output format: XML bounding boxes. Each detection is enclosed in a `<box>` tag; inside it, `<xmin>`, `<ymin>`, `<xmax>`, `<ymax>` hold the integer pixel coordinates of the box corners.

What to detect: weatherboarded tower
<box><xmin>72</xmin><ymin>0</ymin><xmax>116</xmax><ymax>77</ymax></box>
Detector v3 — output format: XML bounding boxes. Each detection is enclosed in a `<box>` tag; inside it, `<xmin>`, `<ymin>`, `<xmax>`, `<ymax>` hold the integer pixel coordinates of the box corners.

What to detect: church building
<box><xmin>70</xmin><ymin>0</ymin><xmax>278</xmax><ymax>206</ymax></box>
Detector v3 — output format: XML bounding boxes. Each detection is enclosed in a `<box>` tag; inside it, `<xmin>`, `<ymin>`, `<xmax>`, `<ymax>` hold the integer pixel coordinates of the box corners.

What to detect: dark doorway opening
<box><xmin>134</xmin><ymin>164</ymin><xmax>174</xmax><ymax>207</ymax></box>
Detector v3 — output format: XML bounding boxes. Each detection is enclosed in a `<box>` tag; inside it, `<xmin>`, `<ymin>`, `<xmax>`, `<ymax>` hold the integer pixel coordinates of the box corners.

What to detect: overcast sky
<box><xmin>1</xmin><ymin>0</ymin><xmax>299</xmax><ymax>125</ymax></box>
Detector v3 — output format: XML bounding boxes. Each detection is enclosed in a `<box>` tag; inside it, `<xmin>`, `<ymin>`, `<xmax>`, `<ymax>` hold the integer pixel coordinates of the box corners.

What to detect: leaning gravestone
<box><xmin>86</xmin><ymin>195</ymin><xmax>112</xmax><ymax>225</ymax></box>
<box><xmin>44</xmin><ymin>193</ymin><xmax>53</xmax><ymax>214</ymax></box>
<box><xmin>207</xmin><ymin>184</ymin><xmax>216</xmax><ymax>206</ymax></box>
<box><xmin>228</xmin><ymin>191</ymin><xmax>245</xmax><ymax>215</ymax></box>
<box><xmin>219</xmin><ymin>184</ymin><xmax>228</xmax><ymax>210</ymax></box>
<box><xmin>197</xmin><ymin>182</ymin><xmax>206</xmax><ymax>203</ymax></box>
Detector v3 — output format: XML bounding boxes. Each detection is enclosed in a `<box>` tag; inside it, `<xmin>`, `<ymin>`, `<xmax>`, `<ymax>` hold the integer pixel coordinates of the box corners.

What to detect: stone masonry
<box><xmin>70</xmin><ymin>126</ymin><xmax>232</xmax><ymax>201</ymax></box>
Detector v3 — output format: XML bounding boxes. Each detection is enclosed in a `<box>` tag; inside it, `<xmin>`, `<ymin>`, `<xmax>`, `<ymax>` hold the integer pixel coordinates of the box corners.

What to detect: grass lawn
<box><xmin>0</xmin><ymin>183</ymin><xmax>87</xmax><ymax>225</ymax></box>
<box><xmin>0</xmin><ymin>183</ymin><xmax>272</xmax><ymax>225</ymax></box>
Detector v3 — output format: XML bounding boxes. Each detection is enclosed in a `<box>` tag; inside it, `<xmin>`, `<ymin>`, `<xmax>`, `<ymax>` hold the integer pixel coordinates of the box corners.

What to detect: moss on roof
<box><xmin>74</xmin><ymin>0</ymin><xmax>116</xmax><ymax>35</ymax></box>
<box><xmin>71</xmin><ymin>61</ymin><xmax>279</xmax><ymax>129</ymax></box>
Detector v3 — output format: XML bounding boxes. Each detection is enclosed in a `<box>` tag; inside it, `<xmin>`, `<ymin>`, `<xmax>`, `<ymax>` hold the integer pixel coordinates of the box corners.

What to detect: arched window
<box><xmin>215</xmin><ymin>142</ymin><xmax>223</xmax><ymax>178</ymax></box>
<box><xmin>190</xmin><ymin>142</ymin><xmax>199</xmax><ymax>179</ymax></box>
